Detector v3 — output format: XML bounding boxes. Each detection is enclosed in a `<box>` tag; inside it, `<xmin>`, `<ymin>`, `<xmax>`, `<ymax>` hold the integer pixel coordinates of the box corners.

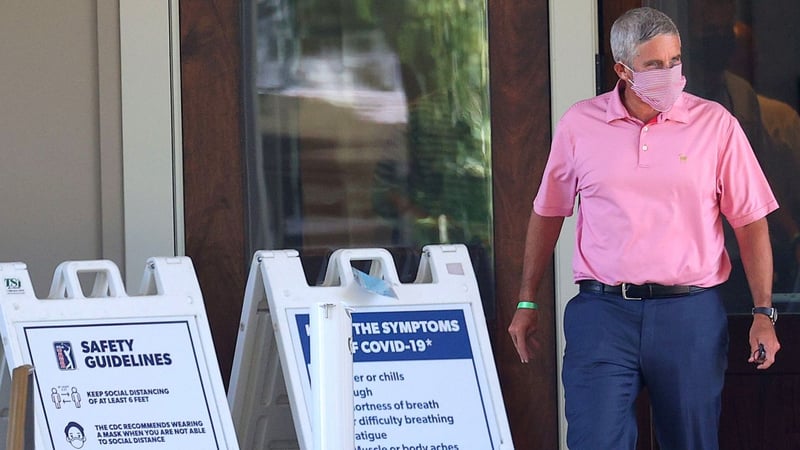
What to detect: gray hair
<box><xmin>610</xmin><ymin>7</ymin><xmax>680</xmax><ymax>66</ymax></box>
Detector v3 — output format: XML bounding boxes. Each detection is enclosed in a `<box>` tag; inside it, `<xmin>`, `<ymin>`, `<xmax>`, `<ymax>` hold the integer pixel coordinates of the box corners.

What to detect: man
<box><xmin>507</xmin><ymin>7</ymin><xmax>781</xmax><ymax>450</ymax></box>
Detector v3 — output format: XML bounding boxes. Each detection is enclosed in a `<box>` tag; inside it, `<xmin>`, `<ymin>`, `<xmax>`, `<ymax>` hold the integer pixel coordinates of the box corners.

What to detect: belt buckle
<box><xmin>621</xmin><ymin>283</ymin><xmax>642</xmax><ymax>300</ymax></box>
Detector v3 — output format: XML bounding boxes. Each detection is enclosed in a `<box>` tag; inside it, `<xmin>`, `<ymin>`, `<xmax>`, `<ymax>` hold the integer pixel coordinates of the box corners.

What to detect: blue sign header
<box><xmin>295</xmin><ymin>309</ymin><xmax>472</xmax><ymax>363</ymax></box>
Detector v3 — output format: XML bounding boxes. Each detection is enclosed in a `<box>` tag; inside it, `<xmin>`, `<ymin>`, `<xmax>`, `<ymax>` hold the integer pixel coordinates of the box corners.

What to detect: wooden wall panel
<box><xmin>488</xmin><ymin>0</ymin><xmax>559</xmax><ymax>448</ymax></box>
<box><xmin>179</xmin><ymin>0</ymin><xmax>246</xmax><ymax>386</ymax></box>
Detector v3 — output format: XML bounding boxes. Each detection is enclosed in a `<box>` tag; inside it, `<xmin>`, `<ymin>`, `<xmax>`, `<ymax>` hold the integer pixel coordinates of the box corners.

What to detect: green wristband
<box><xmin>517</xmin><ymin>301</ymin><xmax>538</xmax><ymax>310</ymax></box>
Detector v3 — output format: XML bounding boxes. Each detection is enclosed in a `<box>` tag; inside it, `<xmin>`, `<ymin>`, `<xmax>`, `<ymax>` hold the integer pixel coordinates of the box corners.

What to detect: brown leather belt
<box><xmin>579</xmin><ymin>280</ymin><xmax>708</xmax><ymax>300</ymax></box>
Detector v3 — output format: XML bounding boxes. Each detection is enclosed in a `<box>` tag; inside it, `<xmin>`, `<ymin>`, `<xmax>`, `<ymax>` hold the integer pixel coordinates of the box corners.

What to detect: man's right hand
<box><xmin>508</xmin><ymin>308</ymin><xmax>540</xmax><ymax>363</ymax></box>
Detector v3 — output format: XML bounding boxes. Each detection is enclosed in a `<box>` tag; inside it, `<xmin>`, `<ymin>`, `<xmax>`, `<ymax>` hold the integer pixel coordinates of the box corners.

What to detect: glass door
<box><xmin>666</xmin><ymin>0</ymin><xmax>800</xmax><ymax>315</ymax></box>
<box><xmin>244</xmin><ymin>0</ymin><xmax>494</xmax><ymax>306</ymax></box>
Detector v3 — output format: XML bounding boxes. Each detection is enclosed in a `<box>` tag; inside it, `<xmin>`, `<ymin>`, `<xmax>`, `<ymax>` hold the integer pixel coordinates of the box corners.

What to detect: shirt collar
<box><xmin>605</xmin><ymin>80</ymin><xmax>689</xmax><ymax>124</ymax></box>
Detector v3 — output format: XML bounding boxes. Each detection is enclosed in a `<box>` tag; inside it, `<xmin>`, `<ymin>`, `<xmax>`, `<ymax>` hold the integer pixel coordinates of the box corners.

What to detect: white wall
<box><xmin>549</xmin><ymin>0</ymin><xmax>597</xmax><ymax>448</ymax></box>
<box><xmin>0</xmin><ymin>1</ymin><xmax>181</xmax><ymax>296</ymax></box>
<box><xmin>0</xmin><ymin>2</ymin><xmax>124</xmax><ymax>294</ymax></box>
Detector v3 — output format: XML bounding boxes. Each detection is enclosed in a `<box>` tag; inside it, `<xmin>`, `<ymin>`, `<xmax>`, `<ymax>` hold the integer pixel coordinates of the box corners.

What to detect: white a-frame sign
<box><xmin>0</xmin><ymin>257</ymin><xmax>239</xmax><ymax>450</ymax></box>
<box><xmin>228</xmin><ymin>244</ymin><xmax>514</xmax><ymax>450</ymax></box>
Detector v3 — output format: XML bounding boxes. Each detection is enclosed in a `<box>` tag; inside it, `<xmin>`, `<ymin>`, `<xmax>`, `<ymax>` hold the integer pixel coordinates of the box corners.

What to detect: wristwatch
<box><xmin>752</xmin><ymin>307</ymin><xmax>778</xmax><ymax>325</ymax></box>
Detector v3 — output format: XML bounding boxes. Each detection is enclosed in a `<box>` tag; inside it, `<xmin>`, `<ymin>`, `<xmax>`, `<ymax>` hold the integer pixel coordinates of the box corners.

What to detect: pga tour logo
<box><xmin>4</xmin><ymin>278</ymin><xmax>23</xmax><ymax>294</ymax></box>
<box><xmin>54</xmin><ymin>342</ymin><xmax>78</xmax><ymax>370</ymax></box>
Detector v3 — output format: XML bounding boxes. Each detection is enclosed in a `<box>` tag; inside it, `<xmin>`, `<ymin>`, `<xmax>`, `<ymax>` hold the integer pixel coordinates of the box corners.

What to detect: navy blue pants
<box><xmin>562</xmin><ymin>288</ymin><xmax>728</xmax><ymax>450</ymax></box>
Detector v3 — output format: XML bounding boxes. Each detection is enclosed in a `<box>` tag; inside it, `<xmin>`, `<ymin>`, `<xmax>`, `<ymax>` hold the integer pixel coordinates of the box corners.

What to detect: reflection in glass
<box><xmin>661</xmin><ymin>0</ymin><xmax>800</xmax><ymax>313</ymax></box>
<box><xmin>244</xmin><ymin>0</ymin><xmax>493</xmax><ymax>304</ymax></box>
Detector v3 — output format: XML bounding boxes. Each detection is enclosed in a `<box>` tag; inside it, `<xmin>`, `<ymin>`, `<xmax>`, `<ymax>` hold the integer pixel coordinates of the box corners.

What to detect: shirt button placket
<box><xmin>639</xmin><ymin>126</ymin><xmax>650</xmax><ymax>166</ymax></box>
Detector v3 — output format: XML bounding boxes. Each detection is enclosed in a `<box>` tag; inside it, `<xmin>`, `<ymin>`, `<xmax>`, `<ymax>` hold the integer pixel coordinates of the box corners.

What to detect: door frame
<box><xmin>119</xmin><ymin>0</ymin><xmax>184</xmax><ymax>283</ymax></box>
<box><xmin>142</xmin><ymin>0</ymin><xmax>599</xmax><ymax>447</ymax></box>
<box><xmin>549</xmin><ymin>0</ymin><xmax>598</xmax><ymax>448</ymax></box>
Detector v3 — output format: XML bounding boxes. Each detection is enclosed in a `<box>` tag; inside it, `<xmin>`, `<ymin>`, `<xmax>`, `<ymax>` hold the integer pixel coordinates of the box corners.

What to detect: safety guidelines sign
<box><xmin>24</xmin><ymin>320</ymin><xmax>220</xmax><ymax>449</ymax></box>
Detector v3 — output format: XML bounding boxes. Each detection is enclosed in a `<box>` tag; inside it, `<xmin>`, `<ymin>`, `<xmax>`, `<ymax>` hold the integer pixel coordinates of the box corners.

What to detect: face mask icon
<box><xmin>65</xmin><ymin>421</ymin><xmax>86</xmax><ymax>449</ymax></box>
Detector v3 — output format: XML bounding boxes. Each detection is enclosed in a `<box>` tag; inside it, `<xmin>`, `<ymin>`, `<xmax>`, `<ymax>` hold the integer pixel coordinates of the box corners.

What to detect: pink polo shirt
<box><xmin>534</xmin><ymin>83</ymin><xmax>778</xmax><ymax>287</ymax></box>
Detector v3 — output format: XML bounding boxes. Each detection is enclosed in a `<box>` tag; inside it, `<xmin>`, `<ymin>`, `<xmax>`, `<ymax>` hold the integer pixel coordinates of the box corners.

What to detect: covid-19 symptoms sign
<box><xmin>290</xmin><ymin>306</ymin><xmax>498</xmax><ymax>450</ymax></box>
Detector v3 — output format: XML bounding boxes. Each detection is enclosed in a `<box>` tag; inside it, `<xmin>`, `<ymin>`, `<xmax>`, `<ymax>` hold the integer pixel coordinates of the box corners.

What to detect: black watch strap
<box><xmin>752</xmin><ymin>307</ymin><xmax>777</xmax><ymax>324</ymax></box>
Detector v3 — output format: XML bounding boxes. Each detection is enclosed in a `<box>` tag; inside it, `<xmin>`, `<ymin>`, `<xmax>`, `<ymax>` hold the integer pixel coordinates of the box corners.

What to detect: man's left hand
<box><xmin>748</xmin><ymin>315</ymin><xmax>780</xmax><ymax>369</ymax></box>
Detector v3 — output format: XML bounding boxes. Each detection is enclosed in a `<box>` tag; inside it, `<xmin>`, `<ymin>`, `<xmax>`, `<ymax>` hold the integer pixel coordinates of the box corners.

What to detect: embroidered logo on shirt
<box><xmin>679</xmin><ymin>154</ymin><xmax>688</xmax><ymax>162</ymax></box>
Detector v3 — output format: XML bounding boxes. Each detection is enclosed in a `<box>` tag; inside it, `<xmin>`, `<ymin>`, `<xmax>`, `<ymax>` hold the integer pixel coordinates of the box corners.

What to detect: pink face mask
<box><xmin>621</xmin><ymin>63</ymin><xmax>687</xmax><ymax>112</ymax></box>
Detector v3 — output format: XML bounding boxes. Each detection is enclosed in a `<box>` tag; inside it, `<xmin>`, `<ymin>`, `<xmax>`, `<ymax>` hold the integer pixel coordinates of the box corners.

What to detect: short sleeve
<box><xmin>717</xmin><ymin>116</ymin><xmax>778</xmax><ymax>228</ymax></box>
<box><xmin>533</xmin><ymin>118</ymin><xmax>578</xmax><ymax>217</ymax></box>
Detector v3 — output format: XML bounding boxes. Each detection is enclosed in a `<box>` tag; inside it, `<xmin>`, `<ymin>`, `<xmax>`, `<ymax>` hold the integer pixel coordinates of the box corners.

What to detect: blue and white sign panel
<box><xmin>291</xmin><ymin>307</ymin><xmax>495</xmax><ymax>450</ymax></box>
